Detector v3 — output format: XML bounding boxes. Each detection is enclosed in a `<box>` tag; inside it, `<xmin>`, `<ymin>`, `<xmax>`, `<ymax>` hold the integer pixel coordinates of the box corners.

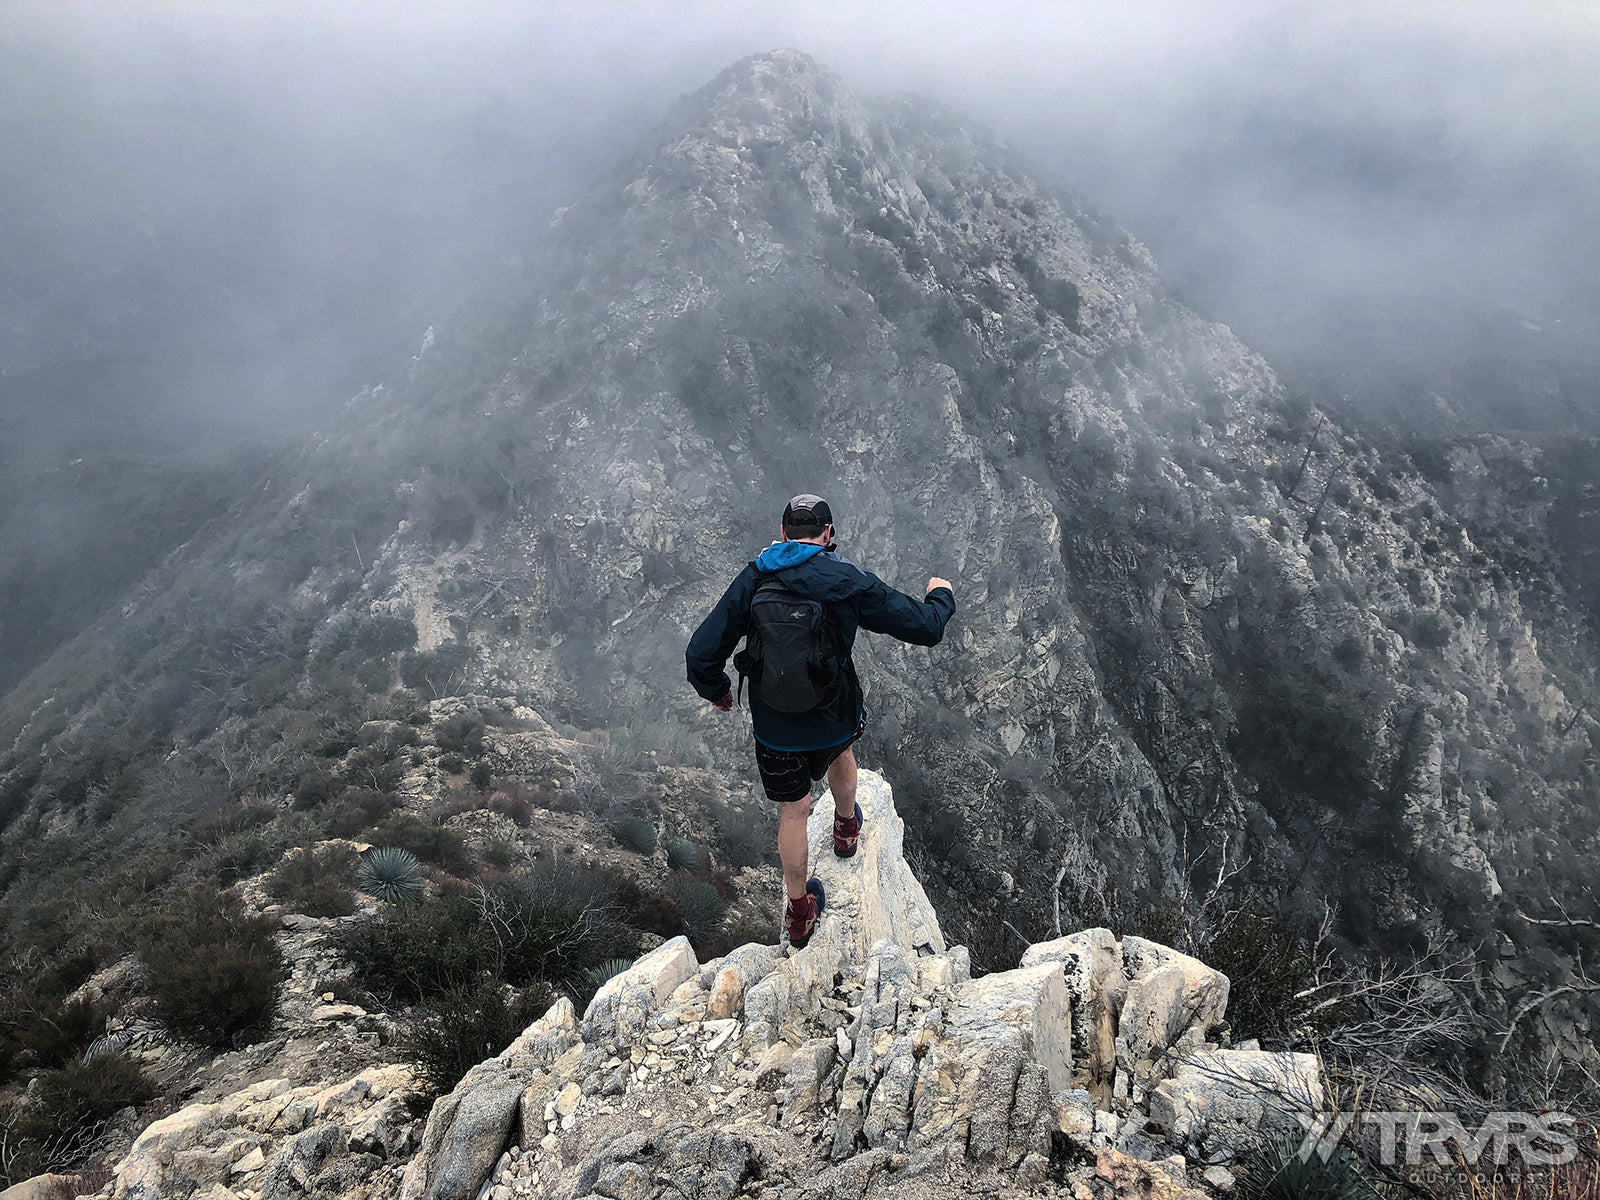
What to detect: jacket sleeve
<box><xmin>853</xmin><ymin>571</ymin><xmax>956</xmax><ymax>646</ymax></box>
<box><xmin>685</xmin><ymin>567</ymin><xmax>756</xmax><ymax>701</ymax></box>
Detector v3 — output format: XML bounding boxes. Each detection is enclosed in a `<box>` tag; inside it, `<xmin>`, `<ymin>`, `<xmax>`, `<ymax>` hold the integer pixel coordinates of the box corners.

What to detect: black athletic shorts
<box><xmin>754</xmin><ymin>717</ymin><xmax>865</xmax><ymax>805</ymax></box>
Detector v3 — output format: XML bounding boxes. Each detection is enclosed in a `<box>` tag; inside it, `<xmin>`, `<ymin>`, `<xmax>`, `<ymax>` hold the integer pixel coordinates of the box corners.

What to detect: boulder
<box><xmin>1021</xmin><ymin>927</ymin><xmax>1125</xmax><ymax>1100</ymax></box>
<box><xmin>582</xmin><ymin>937</ymin><xmax>699</xmax><ymax>1044</ymax></box>
<box><xmin>113</xmin><ymin>1103</ymin><xmax>223</xmax><ymax>1200</ymax></box>
<box><xmin>783</xmin><ymin>1038</ymin><xmax>839</xmax><ymax>1111</ymax></box>
<box><xmin>256</xmin><ymin>1123</ymin><xmax>345</xmax><ymax>1200</ymax></box>
<box><xmin>947</xmin><ymin>962</ymin><xmax>1073</xmax><ymax>1092</ymax></box>
<box><xmin>807</xmin><ymin>773</ymin><xmax>946</xmax><ymax>961</ymax></box>
<box><xmin>1118</xmin><ymin>937</ymin><xmax>1229</xmax><ymax>1102</ymax></box>
<box><xmin>400</xmin><ymin>1060</ymin><xmax>534</xmax><ymax>1200</ymax></box>
<box><xmin>707</xmin><ymin>967</ymin><xmax>744</xmax><ymax>1019</ymax></box>
<box><xmin>1147</xmin><ymin>1049</ymin><xmax>1325</xmax><ymax>1161</ymax></box>
<box><xmin>503</xmin><ymin>996</ymin><xmax>578</xmax><ymax>1064</ymax></box>
<box><xmin>0</xmin><ymin>1175</ymin><xmax>84</xmax><ymax>1200</ymax></box>
<box><xmin>905</xmin><ymin>963</ymin><xmax>1072</xmax><ymax>1164</ymax></box>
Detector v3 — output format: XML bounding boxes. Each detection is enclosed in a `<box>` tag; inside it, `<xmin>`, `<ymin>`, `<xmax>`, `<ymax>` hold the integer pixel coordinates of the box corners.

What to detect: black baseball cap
<box><xmin>782</xmin><ymin>493</ymin><xmax>833</xmax><ymax>529</ymax></box>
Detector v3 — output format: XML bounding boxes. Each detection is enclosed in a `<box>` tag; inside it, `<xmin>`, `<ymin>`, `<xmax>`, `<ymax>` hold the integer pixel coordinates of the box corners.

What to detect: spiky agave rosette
<box><xmin>357</xmin><ymin>846</ymin><xmax>426</xmax><ymax>903</ymax></box>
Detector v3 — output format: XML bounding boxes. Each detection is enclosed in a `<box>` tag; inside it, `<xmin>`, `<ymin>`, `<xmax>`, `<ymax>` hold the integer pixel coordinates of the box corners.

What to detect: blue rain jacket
<box><xmin>686</xmin><ymin>542</ymin><xmax>956</xmax><ymax>751</ymax></box>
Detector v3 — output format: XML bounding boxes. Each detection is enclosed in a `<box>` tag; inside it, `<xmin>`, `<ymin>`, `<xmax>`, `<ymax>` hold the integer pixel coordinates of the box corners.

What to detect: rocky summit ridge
<box><xmin>89</xmin><ymin>773</ymin><xmax>1320</xmax><ymax>1200</ymax></box>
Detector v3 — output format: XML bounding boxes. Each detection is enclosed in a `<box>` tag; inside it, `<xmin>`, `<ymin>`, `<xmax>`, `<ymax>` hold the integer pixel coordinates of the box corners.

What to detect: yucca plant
<box><xmin>1235</xmin><ymin>1130</ymin><xmax>1384</xmax><ymax>1200</ymax></box>
<box><xmin>584</xmin><ymin>958</ymin><xmax>635</xmax><ymax>992</ymax></box>
<box><xmin>575</xmin><ymin>957</ymin><xmax>636</xmax><ymax>1014</ymax></box>
<box><xmin>611</xmin><ymin>817</ymin><xmax>657</xmax><ymax>856</ymax></box>
<box><xmin>665</xmin><ymin>837</ymin><xmax>701</xmax><ymax>872</ymax></box>
<box><xmin>357</xmin><ymin>846</ymin><xmax>426</xmax><ymax>903</ymax></box>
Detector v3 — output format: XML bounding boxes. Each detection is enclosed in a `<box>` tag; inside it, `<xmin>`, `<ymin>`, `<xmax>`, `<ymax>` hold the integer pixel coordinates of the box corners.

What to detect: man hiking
<box><xmin>686</xmin><ymin>493</ymin><xmax>956</xmax><ymax>949</ymax></box>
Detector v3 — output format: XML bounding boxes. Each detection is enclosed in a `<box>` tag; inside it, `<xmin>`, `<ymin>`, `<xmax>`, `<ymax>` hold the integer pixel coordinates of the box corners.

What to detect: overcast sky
<box><xmin>4</xmin><ymin>1</ymin><xmax>1597</xmax><ymax>442</ymax></box>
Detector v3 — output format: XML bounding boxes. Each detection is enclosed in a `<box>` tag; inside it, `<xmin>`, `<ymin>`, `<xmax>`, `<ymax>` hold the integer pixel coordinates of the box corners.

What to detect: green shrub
<box><xmin>666</xmin><ymin>877</ymin><xmax>725</xmax><ymax>952</ymax></box>
<box><xmin>343</xmin><ymin>746</ymin><xmax>404</xmax><ymax>792</ymax></box>
<box><xmin>475</xmin><ymin>868</ymin><xmax>632</xmax><ymax>992</ymax></box>
<box><xmin>185</xmin><ymin>802</ymin><xmax>297</xmax><ymax>884</ymax></box>
<box><xmin>1409</xmin><ymin>610</ymin><xmax>1452</xmax><ymax>649</ymax></box>
<box><xmin>3</xmin><ymin>995</ymin><xmax>103</xmax><ymax>1077</ymax></box>
<box><xmin>352</xmin><ymin>614</ymin><xmax>418</xmax><ymax>658</ymax></box>
<box><xmin>487</xmin><ymin>788</ymin><xmax>532</xmax><ymax>827</ymax></box>
<box><xmin>610</xmin><ymin>877</ymin><xmax>684</xmax><ymax>938</ymax></box>
<box><xmin>610</xmin><ymin>817</ymin><xmax>657</xmax><ymax>856</ymax></box>
<box><xmin>438</xmin><ymin>754</ymin><xmax>465</xmax><ymax>775</ymax></box>
<box><xmin>1204</xmin><ymin>910</ymin><xmax>1326</xmax><ymax>1043</ymax></box>
<box><xmin>1231</xmin><ymin>661</ymin><xmax>1371</xmax><ymax>812</ymax></box>
<box><xmin>140</xmin><ymin>889</ymin><xmax>284</xmax><ymax>1049</ymax></box>
<box><xmin>435</xmin><ymin>712</ymin><xmax>485</xmax><ymax>756</ymax></box>
<box><xmin>292</xmin><ymin>765</ymin><xmax>339</xmax><ymax>809</ymax></box>
<box><xmin>710</xmin><ymin>798</ymin><xmax>769</xmax><ymax>869</ymax></box>
<box><xmin>665</xmin><ymin>838</ymin><xmax>701</xmax><ymax>872</ymax></box>
<box><xmin>400</xmin><ymin>977</ymin><xmax>551</xmax><ymax>1099</ymax></box>
<box><xmin>0</xmin><ymin>1052</ymin><xmax>156</xmax><ymax>1186</ymax></box>
<box><xmin>356</xmin><ymin>846</ymin><xmax>426</xmax><ymax>904</ymax></box>
<box><xmin>482</xmin><ymin>838</ymin><xmax>517</xmax><ymax>869</ymax></box>
<box><xmin>1234</xmin><ymin>1130</ymin><xmax>1381</xmax><ymax>1199</ymax></box>
<box><xmin>329</xmin><ymin>895</ymin><xmax>492</xmax><ymax>1003</ymax></box>
<box><xmin>469</xmin><ymin>762</ymin><xmax>493</xmax><ymax>789</ymax></box>
<box><xmin>325</xmin><ymin>787</ymin><xmax>396</xmax><ymax>839</ymax></box>
<box><xmin>34</xmin><ymin>1051</ymin><xmax>157</xmax><ymax>1132</ymax></box>
<box><xmin>332</xmin><ymin>863</ymin><xmax>629</xmax><ymax>1003</ymax></box>
<box><xmin>367</xmin><ymin>813</ymin><xmax>472</xmax><ymax>876</ymax></box>
<box><xmin>268</xmin><ymin>845</ymin><xmax>358</xmax><ymax>917</ymax></box>
<box><xmin>399</xmin><ymin>644</ymin><xmax>471</xmax><ymax>697</ymax></box>
<box><xmin>719</xmin><ymin>911</ymin><xmax>777</xmax><ymax>952</ymax></box>
<box><xmin>355</xmin><ymin>657</ymin><xmax>393</xmax><ymax>692</ymax></box>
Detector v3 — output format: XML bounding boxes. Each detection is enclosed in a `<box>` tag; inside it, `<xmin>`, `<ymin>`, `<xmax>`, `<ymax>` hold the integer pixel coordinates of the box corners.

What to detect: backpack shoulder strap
<box><xmin>733</xmin><ymin>562</ymin><xmax>763</xmax><ymax>708</ymax></box>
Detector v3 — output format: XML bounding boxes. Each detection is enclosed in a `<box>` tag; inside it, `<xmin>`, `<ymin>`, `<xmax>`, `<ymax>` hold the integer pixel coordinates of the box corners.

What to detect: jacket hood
<box><xmin>754</xmin><ymin>540</ymin><xmax>827</xmax><ymax>572</ymax></box>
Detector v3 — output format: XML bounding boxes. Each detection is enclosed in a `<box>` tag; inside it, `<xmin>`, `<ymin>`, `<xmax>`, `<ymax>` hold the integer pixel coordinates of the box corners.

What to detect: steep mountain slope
<box><xmin>3</xmin><ymin>50</ymin><xmax>1597</xmax><ymax>1082</ymax></box>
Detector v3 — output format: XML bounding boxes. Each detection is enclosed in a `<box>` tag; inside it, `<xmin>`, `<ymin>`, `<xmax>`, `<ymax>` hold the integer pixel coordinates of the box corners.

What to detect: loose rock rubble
<box><xmin>396</xmin><ymin>771</ymin><xmax>1324</xmax><ymax>1200</ymax></box>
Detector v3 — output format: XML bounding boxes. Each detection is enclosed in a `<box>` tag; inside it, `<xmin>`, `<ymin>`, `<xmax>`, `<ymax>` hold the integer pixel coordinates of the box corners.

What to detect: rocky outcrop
<box><xmin>109</xmin><ymin>1066</ymin><xmax>417</xmax><ymax>1200</ymax></box>
<box><xmin>395</xmin><ymin>771</ymin><xmax>1323</xmax><ymax>1200</ymax></box>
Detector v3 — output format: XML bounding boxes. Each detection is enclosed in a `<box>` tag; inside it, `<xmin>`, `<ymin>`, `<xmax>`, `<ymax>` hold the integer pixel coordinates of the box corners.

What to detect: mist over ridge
<box><xmin>4</xmin><ymin>1</ymin><xmax>1598</xmax><ymax>456</ymax></box>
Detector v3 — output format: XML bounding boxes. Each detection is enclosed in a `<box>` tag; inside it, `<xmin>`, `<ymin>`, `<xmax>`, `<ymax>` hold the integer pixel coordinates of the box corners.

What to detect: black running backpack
<box><xmin>733</xmin><ymin>574</ymin><xmax>844</xmax><ymax>713</ymax></box>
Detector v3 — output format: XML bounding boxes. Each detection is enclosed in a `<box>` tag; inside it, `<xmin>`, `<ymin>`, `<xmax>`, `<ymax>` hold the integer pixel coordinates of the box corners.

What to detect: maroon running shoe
<box><xmin>833</xmin><ymin>801</ymin><xmax>864</xmax><ymax>858</ymax></box>
<box><xmin>786</xmin><ymin>878</ymin><xmax>826</xmax><ymax>949</ymax></box>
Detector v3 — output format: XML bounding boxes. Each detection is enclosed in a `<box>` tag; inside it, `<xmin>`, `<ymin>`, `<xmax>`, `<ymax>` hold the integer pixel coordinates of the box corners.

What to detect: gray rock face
<box><xmin>4</xmin><ymin>45</ymin><xmax>1596</xmax><ymax>1122</ymax></box>
<box><xmin>1116</xmin><ymin>937</ymin><xmax>1230</xmax><ymax>1104</ymax></box>
<box><xmin>402</xmin><ymin>1072</ymin><xmax>524</xmax><ymax>1200</ymax></box>
<box><xmin>948</xmin><ymin>961</ymin><xmax>1074</xmax><ymax>1091</ymax></box>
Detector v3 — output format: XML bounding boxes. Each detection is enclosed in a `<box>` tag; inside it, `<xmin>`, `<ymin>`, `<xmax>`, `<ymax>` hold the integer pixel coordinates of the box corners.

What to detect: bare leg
<box><xmin>777</xmin><ymin>796</ymin><xmax>812</xmax><ymax>901</ymax></box>
<box><xmin>827</xmin><ymin>748</ymin><xmax>858</xmax><ymax>819</ymax></box>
